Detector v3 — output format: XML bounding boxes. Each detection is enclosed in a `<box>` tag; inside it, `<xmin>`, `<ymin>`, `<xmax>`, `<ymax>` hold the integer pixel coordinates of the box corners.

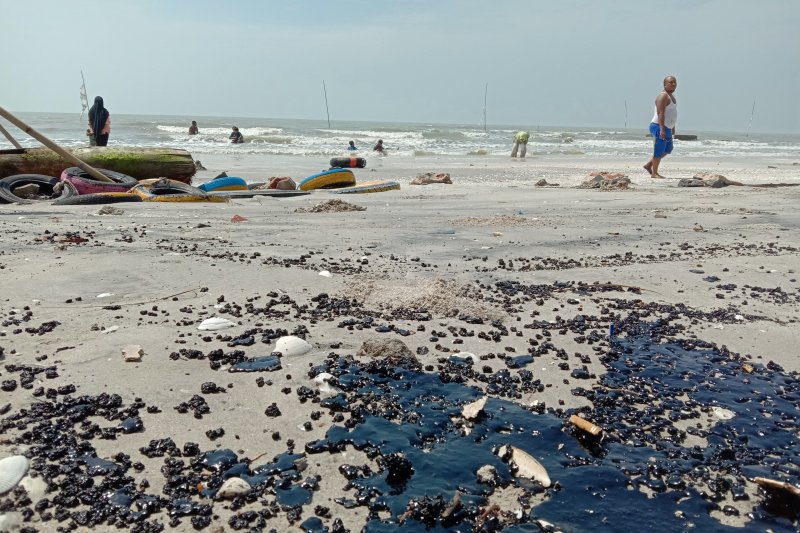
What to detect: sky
<box><xmin>1</xmin><ymin>0</ymin><xmax>799</xmax><ymax>133</ymax></box>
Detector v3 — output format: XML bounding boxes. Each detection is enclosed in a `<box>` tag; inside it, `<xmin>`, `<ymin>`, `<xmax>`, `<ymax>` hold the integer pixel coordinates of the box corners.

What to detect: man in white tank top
<box><xmin>644</xmin><ymin>76</ymin><xmax>678</xmax><ymax>179</ymax></box>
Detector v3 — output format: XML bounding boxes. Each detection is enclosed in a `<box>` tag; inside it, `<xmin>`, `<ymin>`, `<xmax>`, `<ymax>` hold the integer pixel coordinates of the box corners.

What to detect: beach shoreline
<box><xmin>1</xmin><ymin>154</ymin><xmax>799</xmax><ymax>531</ymax></box>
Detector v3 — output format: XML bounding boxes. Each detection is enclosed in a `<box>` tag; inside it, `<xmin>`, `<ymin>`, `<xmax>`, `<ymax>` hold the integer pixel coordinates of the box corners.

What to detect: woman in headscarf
<box><xmin>88</xmin><ymin>96</ymin><xmax>111</xmax><ymax>147</ymax></box>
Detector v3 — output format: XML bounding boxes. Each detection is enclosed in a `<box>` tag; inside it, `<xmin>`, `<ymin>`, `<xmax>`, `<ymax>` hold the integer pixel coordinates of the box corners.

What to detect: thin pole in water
<box><xmin>624</xmin><ymin>100</ymin><xmax>628</xmax><ymax>129</ymax></box>
<box><xmin>322</xmin><ymin>80</ymin><xmax>331</xmax><ymax>129</ymax></box>
<box><xmin>746</xmin><ymin>100</ymin><xmax>756</xmax><ymax>137</ymax></box>
<box><xmin>483</xmin><ymin>83</ymin><xmax>488</xmax><ymax>133</ymax></box>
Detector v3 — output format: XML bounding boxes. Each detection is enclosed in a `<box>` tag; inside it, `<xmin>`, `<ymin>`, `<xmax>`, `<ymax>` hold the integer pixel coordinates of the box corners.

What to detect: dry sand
<box><xmin>0</xmin><ymin>154</ymin><xmax>798</xmax><ymax>531</ymax></box>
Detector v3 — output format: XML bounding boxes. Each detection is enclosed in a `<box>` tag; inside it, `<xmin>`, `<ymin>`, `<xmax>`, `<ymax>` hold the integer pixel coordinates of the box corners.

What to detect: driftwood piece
<box><xmin>0</xmin><ymin>146</ymin><xmax>197</xmax><ymax>184</ymax></box>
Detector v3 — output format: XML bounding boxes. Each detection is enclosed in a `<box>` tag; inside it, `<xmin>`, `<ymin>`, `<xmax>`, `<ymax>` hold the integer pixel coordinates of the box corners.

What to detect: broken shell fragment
<box><xmin>502</xmin><ymin>446</ymin><xmax>551</xmax><ymax>487</ymax></box>
<box><xmin>568</xmin><ymin>414</ymin><xmax>603</xmax><ymax>437</ymax></box>
<box><xmin>122</xmin><ymin>345</ymin><xmax>144</xmax><ymax>362</ymax></box>
<box><xmin>313</xmin><ymin>372</ymin><xmax>341</xmax><ymax>395</ymax></box>
<box><xmin>274</xmin><ymin>335</ymin><xmax>312</xmax><ymax>357</ymax></box>
<box><xmin>0</xmin><ymin>455</ymin><xmax>29</xmax><ymax>495</ymax></box>
<box><xmin>216</xmin><ymin>477</ymin><xmax>251</xmax><ymax>499</ymax></box>
<box><xmin>197</xmin><ymin>317</ymin><xmax>237</xmax><ymax>331</ymax></box>
<box><xmin>462</xmin><ymin>397</ymin><xmax>487</xmax><ymax>420</ymax></box>
<box><xmin>711</xmin><ymin>406</ymin><xmax>735</xmax><ymax>420</ymax></box>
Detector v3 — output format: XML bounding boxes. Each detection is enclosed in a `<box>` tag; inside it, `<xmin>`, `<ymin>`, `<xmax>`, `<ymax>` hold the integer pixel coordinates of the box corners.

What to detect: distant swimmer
<box><xmin>229</xmin><ymin>126</ymin><xmax>244</xmax><ymax>144</ymax></box>
<box><xmin>88</xmin><ymin>96</ymin><xmax>111</xmax><ymax>147</ymax></box>
<box><xmin>644</xmin><ymin>75</ymin><xmax>678</xmax><ymax>179</ymax></box>
<box><xmin>373</xmin><ymin>139</ymin><xmax>386</xmax><ymax>154</ymax></box>
<box><xmin>511</xmin><ymin>131</ymin><xmax>529</xmax><ymax>158</ymax></box>
<box><xmin>347</xmin><ymin>140</ymin><xmax>358</xmax><ymax>151</ymax></box>
<box><xmin>189</xmin><ymin>121</ymin><xmax>198</xmax><ymax>135</ymax></box>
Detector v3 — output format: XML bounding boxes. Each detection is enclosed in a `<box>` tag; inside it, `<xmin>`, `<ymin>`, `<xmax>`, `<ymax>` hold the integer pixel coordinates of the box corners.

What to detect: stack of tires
<box><xmin>0</xmin><ymin>167</ymin><xmax>228</xmax><ymax>205</ymax></box>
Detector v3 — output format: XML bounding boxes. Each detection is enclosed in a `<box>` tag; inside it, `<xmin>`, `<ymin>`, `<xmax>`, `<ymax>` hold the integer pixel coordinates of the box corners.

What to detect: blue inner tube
<box><xmin>298</xmin><ymin>168</ymin><xmax>356</xmax><ymax>191</ymax></box>
<box><xmin>199</xmin><ymin>176</ymin><xmax>248</xmax><ymax>192</ymax></box>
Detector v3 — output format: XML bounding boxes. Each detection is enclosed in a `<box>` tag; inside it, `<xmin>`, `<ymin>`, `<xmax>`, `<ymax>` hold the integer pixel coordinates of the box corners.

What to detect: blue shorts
<box><xmin>650</xmin><ymin>122</ymin><xmax>673</xmax><ymax>158</ymax></box>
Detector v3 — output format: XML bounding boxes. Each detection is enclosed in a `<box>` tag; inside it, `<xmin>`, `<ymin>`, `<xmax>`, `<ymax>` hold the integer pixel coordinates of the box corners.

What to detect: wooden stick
<box><xmin>0</xmin><ymin>122</ymin><xmax>23</xmax><ymax>149</ymax></box>
<box><xmin>569</xmin><ymin>414</ymin><xmax>604</xmax><ymax>436</ymax></box>
<box><xmin>0</xmin><ymin>105</ymin><xmax>113</xmax><ymax>182</ymax></box>
<box><xmin>754</xmin><ymin>477</ymin><xmax>800</xmax><ymax>497</ymax></box>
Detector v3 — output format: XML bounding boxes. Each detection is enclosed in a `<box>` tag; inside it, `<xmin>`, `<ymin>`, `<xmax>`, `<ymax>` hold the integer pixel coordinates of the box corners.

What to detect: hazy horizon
<box><xmin>2</xmin><ymin>0</ymin><xmax>798</xmax><ymax>134</ymax></box>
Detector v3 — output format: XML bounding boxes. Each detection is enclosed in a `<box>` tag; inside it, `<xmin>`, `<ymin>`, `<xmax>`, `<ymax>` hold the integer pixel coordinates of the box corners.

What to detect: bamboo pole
<box><xmin>0</xmin><ymin>105</ymin><xmax>112</xmax><ymax>182</ymax></box>
<box><xmin>0</xmin><ymin>122</ymin><xmax>23</xmax><ymax>149</ymax></box>
<box><xmin>754</xmin><ymin>477</ymin><xmax>800</xmax><ymax>497</ymax></box>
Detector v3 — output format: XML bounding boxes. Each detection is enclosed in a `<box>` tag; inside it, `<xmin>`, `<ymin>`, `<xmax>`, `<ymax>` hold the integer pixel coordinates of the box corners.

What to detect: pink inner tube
<box><xmin>59</xmin><ymin>169</ymin><xmax>137</xmax><ymax>195</ymax></box>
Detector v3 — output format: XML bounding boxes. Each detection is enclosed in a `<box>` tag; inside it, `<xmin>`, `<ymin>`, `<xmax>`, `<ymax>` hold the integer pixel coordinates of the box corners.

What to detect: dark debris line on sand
<box><xmin>0</xmin><ymin>276</ymin><xmax>798</xmax><ymax>532</ymax></box>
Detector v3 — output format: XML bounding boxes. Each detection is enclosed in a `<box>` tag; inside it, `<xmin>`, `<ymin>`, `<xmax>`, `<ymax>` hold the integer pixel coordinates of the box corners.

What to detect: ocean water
<box><xmin>5</xmin><ymin>112</ymin><xmax>800</xmax><ymax>161</ymax></box>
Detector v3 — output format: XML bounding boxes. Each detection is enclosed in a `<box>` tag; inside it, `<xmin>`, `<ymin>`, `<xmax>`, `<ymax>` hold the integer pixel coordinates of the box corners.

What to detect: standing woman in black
<box><xmin>88</xmin><ymin>96</ymin><xmax>111</xmax><ymax>147</ymax></box>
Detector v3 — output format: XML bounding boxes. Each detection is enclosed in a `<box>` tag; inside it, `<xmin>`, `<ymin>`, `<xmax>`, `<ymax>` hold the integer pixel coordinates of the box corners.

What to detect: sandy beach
<box><xmin>1</xmin><ymin>154</ymin><xmax>799</xmax><ymax>532</ymax></box>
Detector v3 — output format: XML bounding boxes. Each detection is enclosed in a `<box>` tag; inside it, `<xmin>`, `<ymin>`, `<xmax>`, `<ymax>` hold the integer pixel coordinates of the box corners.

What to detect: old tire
<box><xmin>60</xmin><ymin>167</ymin><xmax>139</xmax><ymax>195</ymax></box>
<box><xmin>53</xmin><ymin>193</ymin><xmax>143</xmax><ymax>205</ymax></box>
<box><xmin>0</xmin><ymin>174</ymin><xmax>77</xmax><ymax>204</ymax></box>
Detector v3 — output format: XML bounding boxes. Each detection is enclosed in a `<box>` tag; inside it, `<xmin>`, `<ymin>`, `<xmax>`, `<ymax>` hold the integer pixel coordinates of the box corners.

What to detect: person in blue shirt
<box><xmin>347</xmin><ymin>140</ymin><xmax>358</xmax><ymax>151</ymax></box>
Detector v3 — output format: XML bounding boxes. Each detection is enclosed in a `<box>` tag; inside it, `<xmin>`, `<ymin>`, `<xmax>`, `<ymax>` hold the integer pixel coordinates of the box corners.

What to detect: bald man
<box><xmin>644</xmin><ymin>76</ymin><xmax>678</xmax><ymax>179</ymax></box>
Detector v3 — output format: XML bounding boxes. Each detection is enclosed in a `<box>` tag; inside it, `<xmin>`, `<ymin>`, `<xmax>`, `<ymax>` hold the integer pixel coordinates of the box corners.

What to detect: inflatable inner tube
<box><xmin>0</xmin><ymin>174</ymin><xmax>77</xmax><ymax>204</ymax></box>
<box><xmin>131</xmin><ymin>179</ymin><xmax>228</xmax><ymax>203</ymax></box>
<box><xmin>298</xmin><ymin>168</ymin><xmax>356</xmax><ymax>191</ymax></box>
<box><xmin>331</xmin><ymin>180</ymin><xmax>401</xmax><ymax>194</ymax></box>
<box><xmin>60</xmin><ymin>167</ymin><xmax>139</xmax><ymax>195</ymax></box>
<box><xmin>198</xmin><ymin>176</ymin><xmax>248</xmax><ymax>192</ymax></box>
<box><xmin>330</xmin><ymin>157</ymin><xmax>367</xmax><ymax>169</ymax></box>
<box><xmin>53</xmin><ymin>193</ymin><xmax>143</xmax><ymax>206</ymax></box>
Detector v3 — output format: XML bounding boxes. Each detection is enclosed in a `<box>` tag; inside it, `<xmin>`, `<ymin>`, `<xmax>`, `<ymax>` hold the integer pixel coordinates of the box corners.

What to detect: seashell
<box><xmin>318</xmin><ymin>270</ymin><xmax>332</xmax><ymax>278</ymax></box>
<box><xmin>96</xmin><ymin>292</ymin><xmax>114</xmax><ymax>298</ymax></box>
<box><xmin>313</xmin><ymin>372</ymin><xmax>341</xmax><ymax>395</ymax></box>
<box><xmin>509</xmin><ymin>446</ymin><xmax>551</xmax><ymax>487</ymax></box>
<box><xmin>216</xmin><ymin>477</ymin><xmax>251</xmax><ymax>499</ymax></box>
<box><xmin>0</xmin><ymin>455</ymin><xmax>29</xmax><ymax>495</ymax></box>
<box><xmin>103</xmin><ymin>325</ymin><xmax>119</xmax><ymax>334</ymax></box>
<box><xmin>451</xmin><ymin>352</ymin><xmax>478</xmax><ymax>363</ymax></box>
<box><xmin>274</xmin><ymin>335</ymin><xmax>311</xmax><ymax>357</ymax></box>
<box><xmin>712</xmin><ymin>406</ymin><xmax>735</xmax><ymax>420</ymax></box>
<box><xmin>197</xmin><ymin>317</ymin><xmax>237</xmax><ymax>331</ymax></box>
<box><xmin>462</xmin><ymin>397</ymin><xmax>487</xmax><ymax>420</ymax></box>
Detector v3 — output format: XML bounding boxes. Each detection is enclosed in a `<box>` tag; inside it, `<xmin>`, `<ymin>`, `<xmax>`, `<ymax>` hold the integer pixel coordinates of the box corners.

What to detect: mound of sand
<box><xmin>344</xmin><ymin>278</ymin><xmax>506</xmax><ymax>321</ymax></box>
<box><xmin>295</xmin><ymin>199</ymin><xmax>366</xmax><ymax>213</ymax></box>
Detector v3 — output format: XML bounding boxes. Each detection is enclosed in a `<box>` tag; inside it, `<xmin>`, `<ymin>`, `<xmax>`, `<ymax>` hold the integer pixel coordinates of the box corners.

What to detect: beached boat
<box><xmin>0</xmin><ymin>147</ymin><xmax>197</xmax><ymax>184</ymax></box>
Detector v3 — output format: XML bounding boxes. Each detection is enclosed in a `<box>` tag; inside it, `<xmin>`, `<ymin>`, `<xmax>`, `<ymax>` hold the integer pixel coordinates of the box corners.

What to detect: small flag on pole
<box><xmin>79</xmin><ymin>71</ymin><xmax>89</xmax><ymax>119</ymax></box>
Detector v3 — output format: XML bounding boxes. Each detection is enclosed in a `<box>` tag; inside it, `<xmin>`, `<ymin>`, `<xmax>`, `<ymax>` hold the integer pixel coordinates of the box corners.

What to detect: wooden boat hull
<box><xmin>0</xmin><ymin>147</ymin><xmax>196</xmax><ymax>184</ymax></box>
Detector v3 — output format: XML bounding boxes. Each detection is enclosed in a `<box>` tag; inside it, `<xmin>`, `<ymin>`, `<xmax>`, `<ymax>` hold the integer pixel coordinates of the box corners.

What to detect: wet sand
<box><xmin>0</xmin><ymin>154</ymin><xmax>798</xmax><ymax>531</ymax></box>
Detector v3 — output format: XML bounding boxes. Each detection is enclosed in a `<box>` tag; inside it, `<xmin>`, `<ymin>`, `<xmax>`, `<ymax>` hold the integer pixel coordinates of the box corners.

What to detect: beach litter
<box><xmin>295</xmin><ymin>199</ymin><xmax>366</xmax><ymax>213</ymax></box>
<box><xmin>410</xmin><ymin>172</ymin><xmax>452</xmax><ymax>185</ymax></box>
<box><xmin>678</xmin><ymin>173</ymin><xmax>744</xmax><ymax>188</ymax></box>
<box><xmin>230</xmin><ymin>215</ymin><xmax>247</xmax><ymax>223</ymax></box>
<box><xmin>580</xmin><ymin>172</ymin><xmax>630</xmax><ymax>190</ymax></box>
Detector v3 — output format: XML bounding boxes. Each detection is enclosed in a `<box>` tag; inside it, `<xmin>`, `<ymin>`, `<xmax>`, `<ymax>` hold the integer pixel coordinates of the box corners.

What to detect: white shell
<box><xmin>274</xmin><ymin>336</ymin><xmax>312</xmax><ymax>357</ymax></box>
<box><xmin>318</xmin><ymin>270</ymin><xmax>332</xmax><ymax>278</ymax></box>
<box><xmin>510</xmin><ymin>446</ymin><xmax>551</xmax><ymax>487</ymax></box>
<box><xmin>313</xmin><ymin>373</ymin><xmax>341</xmax><ymax>395</ymax></box>
<box><xmin>96</xmin><ymin>293</ymin><xmax>114</xmax><ymax>298</ymax></box>
<box><xmin>0</xmin><ymin>456</ymin><xmax>29</xmax><ymax>494</ymax></box>
<box><xmin>216</xmin><ymin>477</ymin><xmax>251</xmax><ymax>499</ymax></box>
<box><xmin>462</xmin><ymin>397</ymin><xmax>487</xmax><ymax>420</ymax></box>
<box><xmin>712</xmin><ymin>406</ymin><xmax>735</xmax><ymax>420</ymax></box>
<box><xmin>451</xmin><ymin>352</ymin><xmax>478</xmax><ymax>363</ymax></box>
<box><xmin>197</xmin><ymin>317</ymin><xmax>237</xmax><ymax>331</ymax></box>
